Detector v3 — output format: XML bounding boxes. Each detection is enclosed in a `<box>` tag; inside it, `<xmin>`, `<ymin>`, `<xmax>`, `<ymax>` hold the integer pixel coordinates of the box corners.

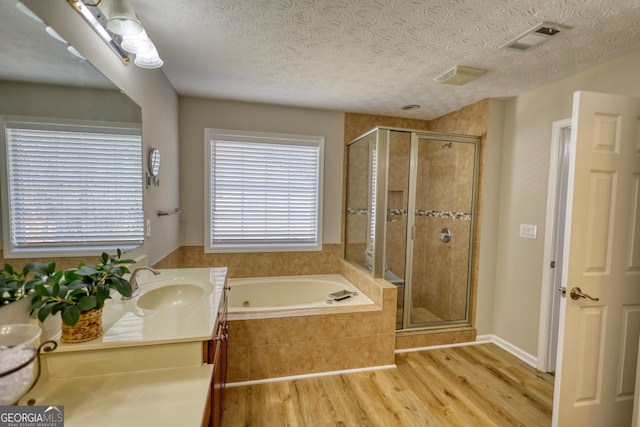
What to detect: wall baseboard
<box><xmin>226</xmin><ymin>364</ymin><xmax>397</xmax><ymax>387</ymax></box>
<box><xmin>477</xmin><ymin>334</ymin><xmax>538</xmax><ymax>368</ymax></box>
<box><xmin>394</xmin><ymin>334</ymin><xmax>538</xmax><ymax>369</ymax></box>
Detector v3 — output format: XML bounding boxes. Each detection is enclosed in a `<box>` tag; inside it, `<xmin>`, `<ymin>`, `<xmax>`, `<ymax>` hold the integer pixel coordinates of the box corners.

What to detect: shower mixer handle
<box><xmin>440</xmin><ymin>228</ymin><xmax>452</xmax><ymax>243</ymax></box>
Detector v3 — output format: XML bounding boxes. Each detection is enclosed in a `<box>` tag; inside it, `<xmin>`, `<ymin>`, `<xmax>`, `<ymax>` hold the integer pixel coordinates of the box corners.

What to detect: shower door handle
<box><xmin>439</xmin><ymin>228</ymin><xmax>451</xmax><ymax>243</ymax></box>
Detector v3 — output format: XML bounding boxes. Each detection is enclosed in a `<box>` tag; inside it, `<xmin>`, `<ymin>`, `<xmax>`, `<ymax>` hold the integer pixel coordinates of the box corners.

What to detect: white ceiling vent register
<box><xmin>434</xmin><ymin>65</ymin><xmax>487</xmax><ymax>86</ymax></box>
<box><xmin>502</xmin><ymin>21</ymin><xmax>571</xmax><ymax>53</ymax></box>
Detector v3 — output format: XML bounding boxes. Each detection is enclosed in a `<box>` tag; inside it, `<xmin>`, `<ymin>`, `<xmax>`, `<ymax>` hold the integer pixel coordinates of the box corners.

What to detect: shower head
<box><xmin>440</xmin><ymin>142</ymin><xmax>452</xmax><ymax>150</ymax></box>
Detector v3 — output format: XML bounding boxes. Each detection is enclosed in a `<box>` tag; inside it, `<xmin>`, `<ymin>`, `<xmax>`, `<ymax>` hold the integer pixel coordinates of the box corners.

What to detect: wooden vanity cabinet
<box><xmin>203</xmin><ymin>283</ymin><xmax>229</xmax><ymax>427</ymax></box>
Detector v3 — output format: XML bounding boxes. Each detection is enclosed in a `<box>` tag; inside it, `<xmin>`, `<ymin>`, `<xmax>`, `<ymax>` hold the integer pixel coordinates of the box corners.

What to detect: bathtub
<box><xmin>227</xmin><ymin>274</ymin><xmax>375</xmax><ymax>313</ymax></box>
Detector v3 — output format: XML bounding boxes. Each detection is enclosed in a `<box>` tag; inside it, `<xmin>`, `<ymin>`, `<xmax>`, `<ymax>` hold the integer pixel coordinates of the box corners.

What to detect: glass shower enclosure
<box><xmin>345</xmin><ymin>127</ymin><xmax>480</xmax><ymax>330</ymax></box>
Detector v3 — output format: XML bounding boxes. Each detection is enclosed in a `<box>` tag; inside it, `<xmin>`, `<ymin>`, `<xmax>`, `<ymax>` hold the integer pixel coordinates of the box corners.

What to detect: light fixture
<box><xmin>45</xmin><ymin>26</ymin><xmax>68</xmax><ymax>44</ymax></box>
<box><xmin>134</xmin><ymin>47</ymin><xmax>163</xmax><ymax>69</ymax></box>
<box><xmin>121</xmin><ymin>30</ymin><xmax>154</xmax><ymax>55</ymax></box>
<box><xmin>502</xmin><ymin>21</ymin><xmax>571</xmax><ymax>53</ymax></box>
<box><xmin>15</xmin><ymin>1</ymin><xmax>43</xmax><ymax>23</ymax></box>
<box><xmin>105</xmin><ymin>0</ymin><xmax>143</xmax><ymax>36</ymax></box>
<box><xmin>67</xmin><ymin>46</ymin><xmax>87</xmax><ymax>60</ymax></box>
<box><xmin>67</xmin><ymin>0</ymin><xmax>163</xmax><ymax>69</ymax></box>
<box><xmin>68</xmin><ymin>0</ymin><xmax>130</xmax><ymax>64</ymax></box>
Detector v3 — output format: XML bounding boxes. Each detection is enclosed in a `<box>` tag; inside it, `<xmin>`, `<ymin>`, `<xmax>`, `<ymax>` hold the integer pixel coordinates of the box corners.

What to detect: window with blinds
<box><xmin>1</xmin><ymin>119</ymin><xmax>143</xmax><ymax>257</ymax></box>
<box><xmin>205</xmin><ymin>129</ymin><xmax>324</xmax><ymax>253</ymax></box>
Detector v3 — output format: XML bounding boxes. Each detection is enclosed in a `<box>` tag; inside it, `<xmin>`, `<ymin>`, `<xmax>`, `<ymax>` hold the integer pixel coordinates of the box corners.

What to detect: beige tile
<box><xmin>248</xmin><ymin>343</ymin><xmax>291</xmax><ymax>380</ymax></box>
<box><xmin>395</xmin><ymin>328</ymin><xmax>476</xmax><ymax>350</ymax></box>
<box><xmin>226</xmin><ymin>344</ymin><xmax>249</xmax><ymax>383</ymax></box>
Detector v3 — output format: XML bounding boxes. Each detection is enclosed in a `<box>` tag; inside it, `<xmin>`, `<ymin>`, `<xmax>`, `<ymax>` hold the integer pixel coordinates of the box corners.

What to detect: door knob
<box><xmin>569</xmin><ymin>287</ymin><xmax>599</xmax><ymax>301</ymax></box>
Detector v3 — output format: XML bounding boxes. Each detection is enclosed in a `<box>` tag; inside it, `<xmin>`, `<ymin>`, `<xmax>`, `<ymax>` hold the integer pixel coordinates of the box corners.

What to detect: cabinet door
<box><xmin>209</xmin><ymin>283</ymin><xmax>229</xmax><ymax>427</ymax></box>
<box><xmin>210</xmin><ymin>335</ymin><xmax>223</xmax><ymax>427</ymax></box>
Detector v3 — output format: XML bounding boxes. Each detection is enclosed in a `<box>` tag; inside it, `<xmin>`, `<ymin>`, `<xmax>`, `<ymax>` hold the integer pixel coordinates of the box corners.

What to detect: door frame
<box><xmin>537</xmin><ymin>118</ymin><xmax>572</xmax><ymax>372</ymax></box>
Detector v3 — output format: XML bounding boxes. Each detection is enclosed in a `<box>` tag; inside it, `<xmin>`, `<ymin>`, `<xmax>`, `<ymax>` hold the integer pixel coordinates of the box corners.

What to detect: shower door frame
<box><xmin>402</xmin><ymin>131</ymin><xmax>481</xmax><ymax>330</ymax></box>
<box><xmin>345</xmin><ymin>126</ymin><xmax>481</xmax><ymax>331</ymax></box>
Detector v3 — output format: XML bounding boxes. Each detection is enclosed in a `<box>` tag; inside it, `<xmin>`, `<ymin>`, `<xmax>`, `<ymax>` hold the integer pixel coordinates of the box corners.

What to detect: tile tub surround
<box><xmin>227</xmin><ymin>261</ymin><xmax>396</xmax><ymax>382</ymax></box>
<box><xmin>154</xmin><ymin>244</ymin><xmax>343</xmax><ymax>278</ymax></box>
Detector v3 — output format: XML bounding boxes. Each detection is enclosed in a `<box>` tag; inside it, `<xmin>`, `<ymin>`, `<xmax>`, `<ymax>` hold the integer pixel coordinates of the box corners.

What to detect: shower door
<box><xmin>403</xmin><ymin>136</ymin><xmax>478</xmax><ymax>329</ymax></box>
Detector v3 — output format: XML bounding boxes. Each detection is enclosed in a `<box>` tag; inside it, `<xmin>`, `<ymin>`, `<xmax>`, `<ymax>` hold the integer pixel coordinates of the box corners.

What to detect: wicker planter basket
<box><xmin>61</xmin><ymin>308</ymin><xmax>103</xmax><ymax>343</ymax></box>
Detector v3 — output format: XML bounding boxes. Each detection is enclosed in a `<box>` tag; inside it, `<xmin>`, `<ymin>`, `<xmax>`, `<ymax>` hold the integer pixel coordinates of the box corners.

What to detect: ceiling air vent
<box><xmin>434</xmin><ymin>65</ymin><xmax>487</xmax><ymax>86</ymax></box>
<box><xmin>502</xmin><ymin>21</ymin><xmax>571</xmax><ymax>53</ymax></box>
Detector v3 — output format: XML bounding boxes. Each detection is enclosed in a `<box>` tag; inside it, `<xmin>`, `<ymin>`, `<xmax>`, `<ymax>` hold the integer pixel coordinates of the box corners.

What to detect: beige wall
<box><xmin>178</xmin><ymin>97</ymin><xmax>345</xmax><ymax>247</ymax></box>
<box><xmin>24</xmin><ymin>0</ymin><xmax>180</xmax><ymax>266</ymax></box>
<box><xmin>494</xmin><ymin>48</ymin><xmax>640</xmax><ymax>356</ymax></box>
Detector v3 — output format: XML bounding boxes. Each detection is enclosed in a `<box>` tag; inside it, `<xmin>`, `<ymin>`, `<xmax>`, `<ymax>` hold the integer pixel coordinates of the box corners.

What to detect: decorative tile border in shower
<box><xmin>348</xmin><ymin>208</ymin><xmax>471</xmax><ymax>221</ymax></box>
<box><xmin>416</xmin><ymin>210</ymin><xmax>471</xmax><ymax>221</ymax></box>
<box><xmin>347</xmin><ymin>208</ymin><xmax>370</xmax><ymax>215</ymax></box>
<box><xmin>387</xmin><ymin>209</ymin><xmax>407</xmax><ymax>216</ymax></box>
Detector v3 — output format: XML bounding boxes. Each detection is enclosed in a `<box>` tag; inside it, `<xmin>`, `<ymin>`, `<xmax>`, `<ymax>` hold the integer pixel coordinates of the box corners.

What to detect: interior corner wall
<box><xmin>178</xmin><ymin>97</ymin><xmax>345</xmax><ymax>247</ymax></box>
<box><xmin>474</xmin><ymin>98</ymin><xmax>505</xmax><ymax>335</ymax></box>
<box><xmin>24</xmin><ymin>1</ymin><xmax>180</xmax><ymax>266</ymax></box>
<box><xmin>494</xmin><ymin>47</ymin><xmax>640</xmax><ymax>357</ymax></box>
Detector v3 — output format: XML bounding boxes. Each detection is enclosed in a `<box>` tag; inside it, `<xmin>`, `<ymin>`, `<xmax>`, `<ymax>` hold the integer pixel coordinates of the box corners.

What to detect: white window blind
<box><xmin>2</xmin><ymin>120</ymin><xmax>143</xmax><ymax>256</ymax></box>
<box><xmin>206</xmin><ymin>130</ymin><xmax>323</xmax><ymax>252</ymax></box>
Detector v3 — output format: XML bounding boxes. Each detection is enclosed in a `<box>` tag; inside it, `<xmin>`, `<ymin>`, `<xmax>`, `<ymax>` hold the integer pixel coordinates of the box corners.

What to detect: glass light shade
<box><xmin>15</xmin><ymin>1</ymin><xmax>43</xmax><ymax>23</ymax></box>
<box><xmin>106</xmin><ymin>0</ymin><xmax>143</xmax><ymax>36</ymax></box>
<box><xmin>121</xmin><ymin>31</ymin><xmax>155</xmax><ymax>55</ymax></box>
<box><xmin>45</xmin><ymin>26</ymin><xmax>67</xmax><ymax>44</ymax></box>
<box><xmin>134</xmin><ymin>48</ymin><xmax>163</xmax><ymax>69</ymax></box>
<box><xmin>67</xmin><ymin>46</ymin><xmax>86</xmax><ymax>60</ymax></box>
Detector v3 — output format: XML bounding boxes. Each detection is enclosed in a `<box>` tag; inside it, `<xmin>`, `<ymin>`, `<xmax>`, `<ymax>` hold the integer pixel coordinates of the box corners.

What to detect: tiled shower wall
<box><xmin>385</xmin><ymin>131</ymin><xmax>411</xmax><ymax>281</ymax></box>
<box><xmin>412</xmin><ymin>140</ymin><xmax>476</xmax><ymax>321</ymax></box>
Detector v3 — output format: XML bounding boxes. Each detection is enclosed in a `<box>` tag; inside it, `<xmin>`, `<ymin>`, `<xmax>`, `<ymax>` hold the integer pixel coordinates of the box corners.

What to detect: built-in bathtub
<box><xmin>228</xmin><ymin>274</ymin><xmax>374</xmax><ymax>313</ymax></box>
<box><xmin>225</xmin><ymin>264</ymin><xmax>397</xmax><ymax>383</ymax></box>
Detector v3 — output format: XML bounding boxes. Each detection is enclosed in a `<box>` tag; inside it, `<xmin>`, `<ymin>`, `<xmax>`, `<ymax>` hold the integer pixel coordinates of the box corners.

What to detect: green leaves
<box><xmin>77</xmin><ymin>295</ymin><xmax>97</xmax><ymax>311</ymax></box>
<box><xmin>13</xmin><ymin>250</ymin><xmax>135</xmax><ymax>326</ymax></box>
<box><xmin>62</xmin><ymin>305</ymin><xmax>81</xmax><ymax>327</ymax></box>
<box><xmin>0</xmin><ymin>261</ymin><xmax>56</xmax><ymax>306</ymax></box>
<box><xmin>111</xmin><ymin>277</ymin><xmax>132</xmax><ymax>298</ymax></box>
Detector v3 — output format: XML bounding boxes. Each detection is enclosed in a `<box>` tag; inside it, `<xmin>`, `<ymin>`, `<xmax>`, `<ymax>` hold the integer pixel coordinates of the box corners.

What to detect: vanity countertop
<box><xmin>53</xmin><ymin>267</ymin><xmax>228</xmax><ymax>353</ymax></box>
<box><xmin>20</xmin><ymin>365</ymin><xmax>214</xmax><ymax>427</ymax></box>
<box><xmin>18</xmin><ymin>267</ymin><xmax>228</xmax><ymax>426</ymax></box>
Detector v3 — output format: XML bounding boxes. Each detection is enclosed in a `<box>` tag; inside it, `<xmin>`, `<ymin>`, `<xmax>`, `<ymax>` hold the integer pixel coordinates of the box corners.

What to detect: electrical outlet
<box><xmin>146</xmin><ymin>219</ymin><xmax>151</xmax><ymax>237</ymax></box>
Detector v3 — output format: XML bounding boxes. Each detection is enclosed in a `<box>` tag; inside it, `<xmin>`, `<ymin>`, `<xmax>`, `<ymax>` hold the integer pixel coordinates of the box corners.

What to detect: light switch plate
<box><xmin>519</xmin><ymin>224</ymin><xmax>537</xmax><ymax>239</ymax></box>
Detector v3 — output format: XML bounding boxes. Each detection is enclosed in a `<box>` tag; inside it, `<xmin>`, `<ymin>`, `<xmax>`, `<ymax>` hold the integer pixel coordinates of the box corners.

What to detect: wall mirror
<box><xmin>149</xmin><ymin>148</ymin><xmax>161</xmax><ymax>177</ymax></box>
<box><xmin>0</xmin><ymin>1</ymin><xmax>144</xmax><ymax>256</ymax></box>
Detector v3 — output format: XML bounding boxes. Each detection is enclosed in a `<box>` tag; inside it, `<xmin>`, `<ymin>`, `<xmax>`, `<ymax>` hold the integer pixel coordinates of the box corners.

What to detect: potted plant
<box><xmin>30</xmin><ymin>250</ymin><xmax>134</xmax><ymax>343</ymax></box>
<box><xmin>0</xmin><ymin>262</ymin><xmax>54</xmax><ymax>307</ymax></box>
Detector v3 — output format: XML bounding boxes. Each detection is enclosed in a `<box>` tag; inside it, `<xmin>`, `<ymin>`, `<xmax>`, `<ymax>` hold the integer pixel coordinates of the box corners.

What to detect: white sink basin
<box><xmin>136</xmin><ymin>284</ymin><xmax>204</xmax><ymax>310</ymax></box>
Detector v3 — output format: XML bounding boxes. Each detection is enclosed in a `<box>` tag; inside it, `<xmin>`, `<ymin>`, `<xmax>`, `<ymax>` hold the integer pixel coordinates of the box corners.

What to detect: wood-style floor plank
<box><xmin>222</xmin><ymin>343</ymin><xmax>554</xmax><ymax>427</ymax></box>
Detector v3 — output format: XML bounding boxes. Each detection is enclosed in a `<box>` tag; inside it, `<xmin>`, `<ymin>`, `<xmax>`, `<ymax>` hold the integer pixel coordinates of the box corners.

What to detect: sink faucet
<box><xmin>122</xmin><ymin>267</ymin><xmax>160</xmax><ymax>300</ymax></box>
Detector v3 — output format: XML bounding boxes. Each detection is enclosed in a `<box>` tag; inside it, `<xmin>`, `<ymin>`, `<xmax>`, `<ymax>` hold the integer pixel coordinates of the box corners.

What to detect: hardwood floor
<box><xmin>222</xmin><ymin>343</ymin><xmax>555</xmax><ymax>426</ymax></box>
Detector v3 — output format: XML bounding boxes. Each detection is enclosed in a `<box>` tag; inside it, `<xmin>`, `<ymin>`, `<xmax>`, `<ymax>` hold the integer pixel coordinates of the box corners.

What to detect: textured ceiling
<box><xmin>4</xmin><ymin>1</ymin><xmax>640</xmax><ymax>120</ymax></box>
<box><xmin>132</xmin><ymin>0</ymin><xmax>640</xmax><ymax>119</ymax></box>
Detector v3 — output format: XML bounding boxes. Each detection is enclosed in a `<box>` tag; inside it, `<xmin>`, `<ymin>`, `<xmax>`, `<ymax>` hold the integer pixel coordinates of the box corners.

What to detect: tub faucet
<box><xmin>122</xmin><ymin>266</ymin><xmax>160</xmax><ymax>300</ymax></box>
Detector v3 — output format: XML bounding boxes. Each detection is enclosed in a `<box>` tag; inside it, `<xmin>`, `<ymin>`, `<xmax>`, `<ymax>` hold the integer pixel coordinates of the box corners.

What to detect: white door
<box><xmin>553</xmin><ymin>91</ymin><xmax>640</xmax><ymax>426</ymax></box>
